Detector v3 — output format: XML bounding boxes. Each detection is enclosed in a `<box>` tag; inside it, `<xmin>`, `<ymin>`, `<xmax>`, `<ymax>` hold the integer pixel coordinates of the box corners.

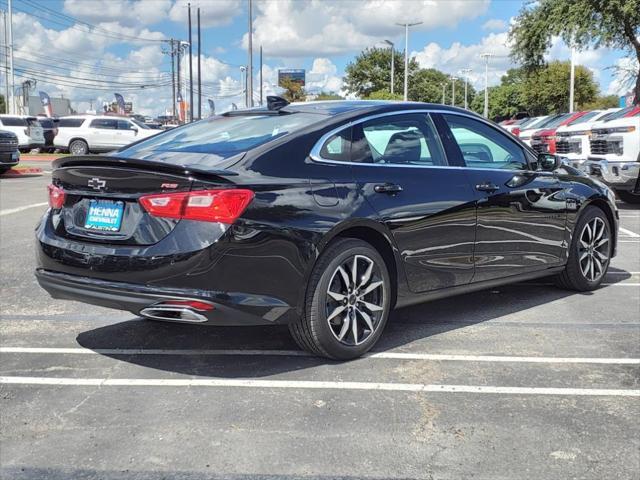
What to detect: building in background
<box><xmin>24</xmin><ymin>95</ymin><xmax>73</xmax><ymax>116</ymax></box>
<box><xmin>619</xmin><ymin>92</ymin><xmax>636</xmax><ymax>107</ymax></box>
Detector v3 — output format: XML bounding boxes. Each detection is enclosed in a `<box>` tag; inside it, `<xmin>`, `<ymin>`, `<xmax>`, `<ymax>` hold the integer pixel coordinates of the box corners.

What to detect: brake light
<box><xmin>139</xmin><ymin>189</ymin><xmax>254</xmax><ymax>223</ymax></box>
<box><xmin>47</xmin><ymin>184</ymin><xmax>65</xmax><ymax>209</ymax></box>
<box><xmin>512</xmin><ymin>127</ymin><xmax>520</xmax><ymax>137</ymax></box>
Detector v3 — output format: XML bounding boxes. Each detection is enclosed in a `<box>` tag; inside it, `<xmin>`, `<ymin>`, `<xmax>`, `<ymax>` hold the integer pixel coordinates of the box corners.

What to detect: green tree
<box><xmin>344</xmin><ymin>47</ymin><xmax>418</xmax><ymax>98</ymax></box>
<box><xmin>368</xmin><ymin>89</ymin><xmax>403</xmax><ymax>100</ymax></box>
<box><xmin>509</xmin><ymin>0</ymin><xmax>640</xmax><ymax>104</ymax></box>
<box><xmin>279</xmin><ymin>77</ymin><xmax>305</xmax><ymax>103</ymax></box>
<box><xmin>471</xmin><ymin>83</ymin><xmax>526</xmax><ymax>120</ymax></box>
<box><xmin>579</xmin><ymin>95</ymin><xmax>620</xmax><ymax>110</ymax></box>
<box><xmin>313</xmin><ymin>92</ymin><xmax>343</xmax><ymax>101</ymax></box>
<box><xmin>522</xmin><ymin>61</ymin><xmax>598</xmax><ymax>115</ymax></box>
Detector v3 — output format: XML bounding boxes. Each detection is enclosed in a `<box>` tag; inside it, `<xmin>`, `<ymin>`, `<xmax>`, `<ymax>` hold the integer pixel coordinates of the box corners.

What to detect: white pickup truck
<box><xmin>581</xmin><ymin>110</ymin><xmax>640</xmax><ymax>204</ymax></box>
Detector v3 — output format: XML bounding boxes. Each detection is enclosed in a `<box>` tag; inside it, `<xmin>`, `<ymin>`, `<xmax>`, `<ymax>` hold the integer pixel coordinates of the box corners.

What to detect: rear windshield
<box><xmin>119</xmin><ymin>112</ymin><xmax>324</xmax><ymax>160</ymax></box>
<box><xmin>38</xmin><ymin>119</ymin><xmax>54</xmax><ymax>128</ymax></box>
<box><xmin>58</xmin><ymin>118</ymin><xmax>85</xmax><ymax>128</ymax></box>
<box><xmin>1</xmin><ymin>116</ymin><xmax>27</xmax><ymax>126</ymax></box>
<box><xmin>540</xmin><ymin>113</ymin><xmax>571</xmax><ymax>129</ymax></box>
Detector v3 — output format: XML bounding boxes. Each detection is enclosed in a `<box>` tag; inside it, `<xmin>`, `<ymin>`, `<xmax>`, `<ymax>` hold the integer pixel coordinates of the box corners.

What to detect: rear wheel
<box><xmin>0</xmin><ymin>166</ymin><xmax>10</xmax><ymax>175</ymax></box>
<box><xmin>289</xmin><ymin>238</ymin><xmax>391</xmax><ymax>360</ymax></box>
<box><xmin>69</xmin><ymin>139</ymin><xmax>89</xmax><ymax>155</ymax></box>
<box><xmin>555</xmin><ymin>206</ymin><xmax>612</xmax><ymax>291</ymax></box>
<box><xmin>616</xmin><ymin>190</ymin><xmax>640</xmax><ymax>205</ymax></box>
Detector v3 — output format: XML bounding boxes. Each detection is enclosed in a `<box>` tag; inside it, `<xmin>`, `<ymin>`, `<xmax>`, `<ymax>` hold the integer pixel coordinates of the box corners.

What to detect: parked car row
<box><xmin>500</xmin><ymin>106</ymin><xmax>640</xmax><ymax>204</ymax></box>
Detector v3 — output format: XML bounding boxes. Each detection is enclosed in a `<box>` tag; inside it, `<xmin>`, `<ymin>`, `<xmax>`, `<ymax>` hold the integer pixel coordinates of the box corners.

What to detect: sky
<box><xmin>1</xmin><ymin>0</ymin><xmax>636</xmax><ymax>117</ymax></box>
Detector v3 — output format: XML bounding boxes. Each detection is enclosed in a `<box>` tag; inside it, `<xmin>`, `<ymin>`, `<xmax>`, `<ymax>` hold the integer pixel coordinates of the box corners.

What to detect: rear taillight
<box><xmin>139</xmin><ymin>189</ymin><xmax>254</xmax><ymax>224</ymax></box>
<box><xmin>47</xmin><ymin>184</ymin><xmax>65</xmax><ymax>209</ymax></box>
<box><xmin>512</xmin><ymin>127</ymin><xmax>520</xmax><ymax>137</ymax></box>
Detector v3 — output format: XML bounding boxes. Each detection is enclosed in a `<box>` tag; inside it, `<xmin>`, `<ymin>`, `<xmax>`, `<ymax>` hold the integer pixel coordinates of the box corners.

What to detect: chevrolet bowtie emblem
<box><xmin>88</xmin><ymin>177</ymin><xmax>106</xmax><ymax>190</ymax></box>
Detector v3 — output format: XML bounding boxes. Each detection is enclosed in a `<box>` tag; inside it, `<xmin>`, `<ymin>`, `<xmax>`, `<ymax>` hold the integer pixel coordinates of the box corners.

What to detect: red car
<box><xmin>531</xmin><ymin>111</ymin><xmax>589</xmax><ymax>154</ymax></box>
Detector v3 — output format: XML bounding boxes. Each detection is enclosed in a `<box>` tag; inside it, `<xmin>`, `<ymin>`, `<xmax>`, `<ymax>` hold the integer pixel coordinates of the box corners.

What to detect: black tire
<box><xmin>289</xmin><ymin>238</ymin><xmax>392</xmax><ymax>360</ymax></box>
<box><xmin>554</xmin><ymin>206</ymin><xmax>612</xmax><ymax>291</ymax></box>
<box><xmin>0</xmin><ymin>166</ymin><xmax>10</xmax><ymax>175</ymax></box>
<box><xmin>616</xmin><ymin>190</ymin><xmax>640</xmax><ymax>205</ymax></box>
<box><xmin>69</xmin><ymin>139</ymin><xmax>89</xmax><ymax>155</ymax></box>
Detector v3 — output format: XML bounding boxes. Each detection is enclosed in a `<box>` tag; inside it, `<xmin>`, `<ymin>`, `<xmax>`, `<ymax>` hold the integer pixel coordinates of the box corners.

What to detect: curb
<box><xmin>1</xmin><ymin>167</ymin><xmax>44</xmax><ymax>178</ymax></box>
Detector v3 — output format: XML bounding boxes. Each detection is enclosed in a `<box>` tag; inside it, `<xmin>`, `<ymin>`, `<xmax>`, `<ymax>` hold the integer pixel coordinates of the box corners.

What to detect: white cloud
<box><xmin>482</xmin><ymin>19</ymin><xmax>507</xmax><ymax>31</ymax></box>
<box><xmin>169</xmin><ymin>0</ymin><xmax>243</xmax><ymax>28</ymax></box>
<box><xmin>412</xmin><ymin>32</ymin><xmax>514</xmax><ymax>88</ymax></box>
<box><xmin>306</xmin><ymin>58</ymin><xmax>343</xmax><ymax>93</ymax></box>
<box><xmin>245</xmin><ymin>0</ymin><xmax>490</xmax><ymax>58</ymax></box>
<box><xmin>63</xmin><ymin>0</ymin><xmax>172</xmax><ymax>27</ymax></box>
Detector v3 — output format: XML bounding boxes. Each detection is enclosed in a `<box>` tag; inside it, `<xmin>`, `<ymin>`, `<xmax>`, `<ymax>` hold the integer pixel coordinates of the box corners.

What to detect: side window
<box><xmin>117</xmin><ymin>120</ymin><xmax>134</xmax><ymax>130</ymax></box>
<box><xmin>319</xmin><ymin>127</ymin><xmax>351</xmax><ymax>161</ymax></box>
<box><xmin>58</xmin><ymin>118</ymin><xmax>85</xmax><ymax>128</ymax></box>
<box><xmin>90</xmin><ymin>119</ymin><xmax>117</xmax><ymax>130</ymax></box>
<box><xmin>354</xmin><ymin>114</ymin><xmax>447</xmax><ymax>166</ymax></box>
<box><xmin>443</xmin><ymin>114</ymin><xmax>527</xmax><ymax>170</ymax></box>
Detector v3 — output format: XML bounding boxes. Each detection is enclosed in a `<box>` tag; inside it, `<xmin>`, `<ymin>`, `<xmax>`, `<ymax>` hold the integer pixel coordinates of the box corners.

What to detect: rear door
<box><xmin>116</xmin><ymin>119</ymin><xmax>138</xmax><ymax>147</ymax></box>
<box><xmin>88</xmin><ymin>118</ymin><xmax>118</xmax><ymax>149</ymax></box>
<box><xmin>437</xmin><ymin>113</ymin><xmax>567</xmax><ymax>283</ymax></box>
<box><xmin>347</xmin><ymin>112</ymin><xmax>477</xmax><ymax>293</ymax></box>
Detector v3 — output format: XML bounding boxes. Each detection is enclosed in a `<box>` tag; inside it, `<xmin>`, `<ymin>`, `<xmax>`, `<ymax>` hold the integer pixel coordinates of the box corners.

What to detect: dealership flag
<box><xmin>114</xmin><ymin>93</ymin><xmax>126</xmax><ymax>115</ymax></box>
<box><xmin>177</xmin><ymin>92</ymin><xmax>187</xmax><ymax>123</ymax></box>
<box><xmin>39</xmin><ymin>91</ymin><xmax>53</xmax><ymax>117</ymax></box>
<box><xmin>208</xmin><ymin>99</ymin><xmax>215</xmax><ymax>116</ymax></box>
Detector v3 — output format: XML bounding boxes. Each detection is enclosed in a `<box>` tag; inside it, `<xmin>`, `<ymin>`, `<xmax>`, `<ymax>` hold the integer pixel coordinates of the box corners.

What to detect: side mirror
<box><xmin>537</xmin><ymin>153</ymin><xmax>560</xmax><ymax>172</ymax></box>
<box><xmin>131</xmin><ymin>127</ymin><xmax>138</xmax><ymax>135</ymax></box>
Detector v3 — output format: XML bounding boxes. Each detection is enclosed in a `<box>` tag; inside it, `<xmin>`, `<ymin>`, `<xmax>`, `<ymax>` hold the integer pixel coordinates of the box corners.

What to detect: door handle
<box><xmin>374</xmin><ymin>183</ymin><xmax>403</xmax><ymax>194</ymax></box>
<box><xmin>475</xmin><ymin>182</ymin><xmax>499</xmax><ymax>193</ymax></box>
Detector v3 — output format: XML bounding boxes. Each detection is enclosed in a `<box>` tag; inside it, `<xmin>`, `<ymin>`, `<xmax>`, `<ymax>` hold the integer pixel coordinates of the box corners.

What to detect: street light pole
<box><xmin>396</xmin><ymin>22</ymin><xmax>422</xmax><ymax>101</ymax></box>
<box><xmin>460</xmin><ymin>68</ymin><xmax>472</xmax><ymax>109</ymax></box>
<box><xmin>247</xmin><ymin>0</ymin><xmax>253</xmax><ymax>108</ymax></box>
<box><xmin>480</xmin><ymin>52</ymin><xmax>493</xmax><ymax>118</ymax></box>
<box><xmin>441</xmin><ymin>83</ymin><xmax>446</xmax><ymax>104</ymax></box>
<box><xmin>7</xmin><ymin>0</ymin><xmax>14</xmax><ymax>114</ymax></box>
<box><xmin>382</xmin><ymin>39</ymin><xmax>394</xmax><ymax>95</ymax></box>
<box><xmin>450</xmin><ymin>76</ymin><xmax>458</xmax><ymax>107</ymax></box>
<box><xmin>569</xmin><ymin>46</ymin><xmax>575</xmax><ymax>113</ymax></box>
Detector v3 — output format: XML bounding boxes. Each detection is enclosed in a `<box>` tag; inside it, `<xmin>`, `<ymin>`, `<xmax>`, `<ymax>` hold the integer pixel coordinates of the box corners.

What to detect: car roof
<box><xmin>276</xmin><ymin>100</ymin><xmax>476</xmax><ymax>117</ymax></box>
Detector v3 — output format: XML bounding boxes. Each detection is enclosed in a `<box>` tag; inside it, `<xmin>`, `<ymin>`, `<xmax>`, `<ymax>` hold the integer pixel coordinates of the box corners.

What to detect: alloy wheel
<box><xmin>325</xmin><ymin>254</ymin><xmax>385</xmax><ymax>346</ymax></box>
<box><xmin>578</xmin><ymin>217</ymin><xmax>609</xmax><ymax>282</ymax></box>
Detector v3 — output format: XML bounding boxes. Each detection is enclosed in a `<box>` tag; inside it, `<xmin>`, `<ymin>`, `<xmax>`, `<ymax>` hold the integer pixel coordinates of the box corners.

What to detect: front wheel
<box><xmin>616</xmin><ymin>190</ymin><xmax>640</xmax><ymax>205</ymax></box>
<box><xmin>555</xmin><ymin>206</ymin><xmax>612</xmax><ymax>291</ymax></box>
<box><xmin>289</xmin><ymin>238</ymin><xmax>391</xmax><ymax>360</ymax></box>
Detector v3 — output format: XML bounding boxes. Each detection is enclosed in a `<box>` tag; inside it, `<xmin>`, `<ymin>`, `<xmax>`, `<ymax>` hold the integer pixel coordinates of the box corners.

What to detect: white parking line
<box><xmin>619</xmin><ymin>227</ymin><xmax>640</xmax><ymax>238</ymax></box>
<box><xmin>1</xmin><ymin>376</ymin><xmax>637</xmax><ymax>396</ymax></box>
<box><xmin>1</xmin><ymin>347</ymin><xmax>638</xmax><ymax>364</ymax></box>
<box><xmin>0</xmin><ymin>202</ymin><xmax>48</xmax><ymax>217</ymax></box>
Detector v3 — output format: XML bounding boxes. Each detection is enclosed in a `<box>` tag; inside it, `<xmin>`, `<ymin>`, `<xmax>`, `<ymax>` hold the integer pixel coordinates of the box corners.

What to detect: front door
<box><xmin>438</xmin><ymin>113</ymin><xmax>567</xmax><ymax>283</ymax></box>
<box><xmin>349</xmin><ymin>113</ymin><xmax>478</xmax><ymax>293</ymax></box>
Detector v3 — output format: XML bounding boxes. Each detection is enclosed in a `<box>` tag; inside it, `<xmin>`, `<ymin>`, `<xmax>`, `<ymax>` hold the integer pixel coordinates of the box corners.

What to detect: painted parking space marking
<box><xmin>1</xmin><ymin>347</ymin><xmax>638</xmax><ymax>364</ymax></box>
<box><xmin>0</xmin><ymin>202</ymin><xmax>48</xmax><ymax>217</ymax></box>
<box><xmin>1</xmin><ymin>376</ymin><xmax>638</xmax><ymax>397</ymax></box>
<box><xmin>619</xmin><ymin>227</ymin><xmax>640</xmax><ymax>238</ymax></box>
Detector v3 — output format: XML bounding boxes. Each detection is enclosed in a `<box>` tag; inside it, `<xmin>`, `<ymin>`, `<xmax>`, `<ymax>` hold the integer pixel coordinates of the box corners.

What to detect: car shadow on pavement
<box><xmin>75</xmin><ymin>270</ymin><xmax>633</xmax><ymax>378</ymax></box>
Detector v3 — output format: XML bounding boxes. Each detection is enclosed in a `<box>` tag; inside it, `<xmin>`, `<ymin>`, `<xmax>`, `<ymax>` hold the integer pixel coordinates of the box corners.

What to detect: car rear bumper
<box><xmin>582</xmin><ymin>159</ymin><xmax>640</xmax><ymax>191</ymax></box>
<box><xmin>36</xmin><ymin>269</ymin><xmax>295</xmax><ymax>326</ymax></box>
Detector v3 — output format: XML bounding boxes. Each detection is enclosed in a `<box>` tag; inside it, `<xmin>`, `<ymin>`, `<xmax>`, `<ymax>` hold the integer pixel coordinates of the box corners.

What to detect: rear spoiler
<box><xmin>52</xmin><ymin>155</ymin><xmax>240</xmax><ymax>178</ymax></box>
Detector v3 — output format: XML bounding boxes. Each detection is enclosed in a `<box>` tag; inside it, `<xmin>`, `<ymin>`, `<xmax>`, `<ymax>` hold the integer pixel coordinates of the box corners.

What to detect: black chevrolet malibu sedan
<box><xmin>35</xmin><ymin>99</ymin><xmax>619</xmax><ymax>359</ymax></box>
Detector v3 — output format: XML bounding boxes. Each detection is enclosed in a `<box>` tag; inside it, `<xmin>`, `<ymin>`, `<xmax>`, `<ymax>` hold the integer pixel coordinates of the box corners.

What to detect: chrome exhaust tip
<box><xmin>139</xmin><ymin>306</ymin><xmax>209</xmax><ymax>323</ymax></box>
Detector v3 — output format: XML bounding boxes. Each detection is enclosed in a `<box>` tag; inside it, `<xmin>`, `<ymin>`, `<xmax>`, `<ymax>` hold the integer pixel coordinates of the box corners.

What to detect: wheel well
<box><xmin>585</xmin><ymin>198</ymin><xmax>617</xmax><ymax>252</ymax></box>
<box><xmin>68</xmin><ymin>138</ymin><xmax>88</xmax><ymax>147</ymax></box>
<box><xmin>335</xmin><ymin>226</ymin><xmax>398</xmax><ymax>308</ymax></box>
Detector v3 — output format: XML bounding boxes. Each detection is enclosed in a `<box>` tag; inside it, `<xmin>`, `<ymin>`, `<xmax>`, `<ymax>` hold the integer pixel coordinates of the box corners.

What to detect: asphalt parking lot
<box><xmin>1</xmin><ymin>163</ymin><xmax>639</xmax><ymax>480</ymax></box>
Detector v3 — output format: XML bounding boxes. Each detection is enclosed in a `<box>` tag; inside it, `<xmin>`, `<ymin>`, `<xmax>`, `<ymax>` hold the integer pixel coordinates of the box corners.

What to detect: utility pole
<box><xmin>247</xmin><ymin>0</ymin><xmax>253</xmax><ymax>107</ymax></box>
<box><xmin>240</xmin><ymin>66</ymin><xmax>246</xmax><ymax>108</ymax></box>
<box><xmin>396</xmin><ymin>22</ymin><xmax>422</xmax><ymax>101</ymax></box>
<box><xmin>2</xmin><ymin>10</ymin><xmax>9</xmax><ymax>112</ymax></box>
<box><xmin>197</xmin><ymin>7</ymin><xmax>201</xmax><ymax>120</ymax></box>
<box><xmin>20</xmin><ymin>79</ymin><xmax>35</xmax><ymax>115</ymax></box>
<box><xmin>450</xmin><ymin>76</ymin><xmax>458</xmax><ymax>107</ymax></box>
<box><xmin>7</xmin><ymin>0</ymin><xmax>14</xmax><ymax>114</ymax></box>
<box><xmin>460</xmin><ymin>68</ymin><xmax>472</xmax><ymax>109</ymax></box>
<box><xmin>188</xmin><ymin>3</ymin><xmax>193</xmax><ymax>122</ymax></box>
<box><xmin>480</xmin><ymin>52</ymin><xmax>493</xmax><ymax>118</ymax></box>
<box><xmin>441</xmin><ymin>83</ymin><xmax>446</xmax><ymax>104</ymax></box>
<box><xmin>162</xmin><ymin>39</ymin><xmax>178</xmax><ymax>119</ymax></box>
<box><xmin>259</xmin><ymin>45</ymin><xmax>263</xmax><ymax>106</ymax></box>
<box><xmin>382</xmin><ymin>39</ymin><xmax>394</xmax><ymax>95</ymax></box>
<box><xmin>569</xmin><ymin>46</ymin><xmax>575</xmax><ymax>113</ymax></box>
